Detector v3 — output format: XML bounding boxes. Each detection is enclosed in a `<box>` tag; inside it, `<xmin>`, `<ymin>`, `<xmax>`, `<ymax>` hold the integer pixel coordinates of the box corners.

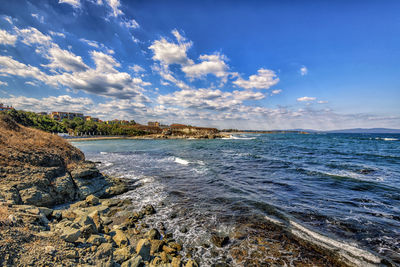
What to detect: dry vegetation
<box><xmin>0</xmin><ymin>114</ymin><xmax>84</xmax><ymax>169</ymax></box>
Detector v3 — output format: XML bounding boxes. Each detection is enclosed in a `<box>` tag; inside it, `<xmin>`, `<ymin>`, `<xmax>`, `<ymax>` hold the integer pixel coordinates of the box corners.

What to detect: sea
<box><xmin>71</xmin><ymin>133</ymin><xmax>400</xmax><ymax>266</ymax></box>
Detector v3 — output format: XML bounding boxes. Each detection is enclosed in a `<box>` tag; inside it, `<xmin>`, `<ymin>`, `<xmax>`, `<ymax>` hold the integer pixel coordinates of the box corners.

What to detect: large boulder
<box><xmin>136</xmin><ymin>239</ymin><xmax>151</xmax><ymax>261</ymax></box>
<box><xmin>112</xmin><ymin>229</ymin><xmax>129</xmax><ymax>247</ymax></box>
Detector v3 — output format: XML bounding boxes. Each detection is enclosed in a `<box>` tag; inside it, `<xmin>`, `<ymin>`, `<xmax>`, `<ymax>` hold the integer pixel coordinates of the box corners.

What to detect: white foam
<box><xmin>375</xmin><ymin>137</ymin><xmax>398</xmax><ymax>141</ymax></box>
<box><xmin>100</xmin><ymin>151</ymin><xmax>108</xmax><ymax>155</ymax></box>
<box><xmin>175</xmin><ymin>157</ymin><xmax>190</xmax><ymax>165</ymax></box>
<box><xmin>288</xmin><ymin>220</ymin><xmax>382</xmax><ymax>266</ymax></box>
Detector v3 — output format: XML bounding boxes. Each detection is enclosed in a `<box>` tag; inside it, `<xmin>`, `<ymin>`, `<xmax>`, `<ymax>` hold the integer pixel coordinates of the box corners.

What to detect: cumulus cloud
<box><xmin>297</xmin><ymin>96</ymin><xmax>316</xmax><ymax>102</ymax></box>
<box><xmin>233</xmin><ymin>68</ymin><xmax>279</xmax><ymax>90</ymax></box>
<box><xmin>149</xmin><ymin>31</ymin><xmax>193</xmax><ymax>66</ymax></box>
<box><xmin>0</xmin><ymin>29</ymin><xmax>17</xmax><ymax>46</ymax></box>
<box><xmin>58</xmin><ymin>0</ymin><xmax>81</xmax><ymax>8</ymax></box>
<box><xmin>300</xmin><ymin>66</ymin><xmax>308</xmax><ymax>76</ymax></box>
<box><xmin>43</xmin><ymin>46</ymin><xmax>89</xmax><ymax>72</ymax></box>
<box><xmin>15</xmin><ymin>27</ymin><xmax>52</xmax><ymax>47</ymax></box>
<box><xmin>181</xmin><ymin>53</ymin><xmax>229</xmax><ymax>79</ymax></box>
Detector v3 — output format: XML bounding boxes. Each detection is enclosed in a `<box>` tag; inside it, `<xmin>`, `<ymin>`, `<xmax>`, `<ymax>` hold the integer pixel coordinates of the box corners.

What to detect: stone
<box><xmin>95</xmin><ymin>242</ymin><xmax>113</xmax><ymax>259</ymax></box>
<box><xmin>168</xmin><ymin>242</ymin><xmax>182</xmax><ymax>252</ymax></box>
<box><xmin>150</xmin><ymin>240</ymin><xmax>165</xmax><ymax>255</ymax></box>
<box><xmin>86</xmin><ymin>194</ymin><xmax>100</xmax><ymax>205</ymax></box>
<box><xmin>162</xmin><ymin>245</ymin><xmax>176</xmax><ymax>255</ymax></box>
<box><xmin>121</xmin><ymin>255</ymin><xmax>143</xmax><ymax>267</ymax></box>
<box><xmin>60</xmin><ymin>227</ymin><xmax>81</xmax><ymax>242</ymax></box>
<box><xmin>143</xmin><ymin>204</ymin><xmax>156</xmax><ymax>215</ymax></box>
<box><xmin>19</xmin><ymin>186</ymin><xmax>52</xmax><ymax>207</ymax></box>
<box><xmin>185</xmin><ymin>259</ymin><xmax>199</xmax><ymax>267</ymax></box>
<box><xmin>87</xmin><ymin>234</ymin><xmax>107</xmax><ymax>246</ymax></box>
<box><xmin>146</xmin><ymin>228</ymin><xmax>161</xmax><ymax>240</ymax></box>
<box><xmin>89</xmin><ymin>210</ymin><xmax>103</xmax><ymax>231</ymax></box>
<box><xmin>65</xmin><ymin>250</ymin><xmax>78</xmax><ymax>259</ymax></box>
<box><xmin>113</xmin><ymin>246</ymin><xmax>136</xmax><ymax>263</ymax></box>
<box><xmin>210</xmin><ymin>233</ymin><xmax>229</xmax><ymax>248</ymax></box>
<box><xmin>102</xmin><ymin>198</ymin><xmax>121</xmax><ymax>207</ymax></box>
<box><xmin>38</xmin><ymin>207</ymin><xmax>53</xmax><ymax>217</ymax></box>
<box><xmin>44</xmin><ymin>245</ymin><xmax>56</xmax><ymax>255</ymax></box>
<box><xmin>70</xmin><ymin>200</ymin><xmax>87</xmax><ymax>209</ymax></box>
<box><xmin>136</xmin><ymin>239</ymin><xmax>151</xmax><ymax>261</ymax></box>
<box><xmin>171</xmin><ymin>257</ymin><xmax>182</xmax><ymax>267</ymax></box>
<box><xmin>113</xmin><ymin>229</ymin><xmax>129</xmax><ymax>247</ymax></box>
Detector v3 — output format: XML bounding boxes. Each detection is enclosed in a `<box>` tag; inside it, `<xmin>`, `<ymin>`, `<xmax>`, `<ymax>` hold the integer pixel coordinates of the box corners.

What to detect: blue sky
<box><xmin>0</xmin><ymin>0</ymin><xmax>399</xmax><ymax>130</ymax></box>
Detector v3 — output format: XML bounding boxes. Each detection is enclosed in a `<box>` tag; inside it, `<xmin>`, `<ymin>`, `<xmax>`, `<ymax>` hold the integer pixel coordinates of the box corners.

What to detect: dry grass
<box><xmin>0</xmin><ymin>114</ymin><xmax>84</xmax><ymax>169</ymax></box>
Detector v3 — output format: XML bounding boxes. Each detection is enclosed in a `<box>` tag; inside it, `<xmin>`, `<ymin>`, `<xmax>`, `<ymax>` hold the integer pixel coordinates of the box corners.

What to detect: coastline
<box><xmin>0</xmin><ymin>116</ymin><xmax>392</xmax><ymax>266</ymax></box>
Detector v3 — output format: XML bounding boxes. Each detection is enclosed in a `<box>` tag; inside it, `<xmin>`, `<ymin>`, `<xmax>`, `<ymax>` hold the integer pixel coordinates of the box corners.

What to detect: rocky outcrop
<box><xmin>0</xmin><ymin>115</ymin><xmax>129</xmax><ymax>207</ymax></box>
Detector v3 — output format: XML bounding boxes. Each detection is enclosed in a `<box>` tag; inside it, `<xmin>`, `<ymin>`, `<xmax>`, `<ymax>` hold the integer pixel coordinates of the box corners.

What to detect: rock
<box><xmin>150</xmin><ymin>239</ymin><xmax>165</xmax><ymax>255</ymax></box>
<box><xmin>146</xmin><ymin>228</ymin><xmax>161</xmax><ymax>240</ymax></box>
<box><xmin>210</xmin><ymin>233</ymin><xmax>229</xmax><ymax>248</ymax></box>
<box><xmin>113</xmin><ymin>229</ymin><xmax>129</xmax><ymax>247</ymax></box>
<box><xmin>95</xmin><ymin>242</ymin><xmax>114</xmax><ymax>259</ymax></box>
<box><xmin>143</xmin><ymin>204</ymin><xmax>156</xmax><ymax>215</ymax></box>
<box><xmin>113</xmin><ymin>246</ymin><xmax>136</xmax><ymax>263</ymax></box>
<box><xmin>121</xmin><ymin>255</ymin><xmax>143</xmax><ymax>267</ymax></box>
<box><xmin>51</xmin><ymin>210</ymin><xmax>62</xmax><ymax>221</ymax></box>
<box><xmin>89</xmin><ymin>210</ymin><xmax>103</xmax><ymax>231</ymax></box>
<box><xmin>136</xmin><ymin>239</ymin><xmax>151</xmax><ymax>261</ymax></box>
<box><xmin>70</xmin><ymin>200</ymin><xmax>87</xmax><ymax>209</ymax></box>
<box><xmin>75</xmin><ymin>215</ymin><xmax>97</xmax><ymax>237</ymax></box>
<box><xmin>162</xmin><ymin>245</ymin><xmax>176</xmax><ymax>255</ymax></box>
<box><xmin>38</xmin><ymin>207</ymin><xmax>53</xmax><ymax>217</ymax></box>
<box><xmin>171</xmin><ymin>257</ymin><xmax>182</xmax><ymax>267</ymax></box>
<box><xmin>19</xmin><ymin>186</ymin><xmax>52</xmax><ymax>207</ymax></box>
<box><xmin>44</xmin><ymin>245</ymin><xmax>56</xmax><ymax>255</ymax></box>
<box><xmin>160</xmin><ymin>251</ymin><xmax>168</xmax><ymax>263</ymax></box>
<box><xmin>169</xmin><ymin>242</ymin><xmax>182</xmax><ymax>252</ymax></box>
<box><xmin>86</xmin><ymin>194</ymin><xmax>100</xmax><ymax>205</ymax></box>
<box><xmin>60</xmin><ymin>227</ymin><xmax>81</xmax><ymax>242</ymax></box>
<box><xmin>53</xmin><ymin>174</ymin><xmax>76</xmax><ymax>201</ymax></box>
<box><xmin>185</xmin><ymin>259</ymin><xmax>199</xmax><ymax>267</ymax></box>
<box><xmin>65</xmin><ymin>250</ymin><xmax>79</xmax><ymax>259</ymax></box>
<box><xmin>0</xmin><ymin>186</ymin><xmax>22</xmax><ymax>204</ymax></box>
<box><xmin>87</xmin><ymin>234</ymin><xmax>107</xmax><ymax>246</ymax></box>
<box><xmin>102</xmin><ymin>198</ymin><xmax>121</xmax><ymax>207</ymax></box>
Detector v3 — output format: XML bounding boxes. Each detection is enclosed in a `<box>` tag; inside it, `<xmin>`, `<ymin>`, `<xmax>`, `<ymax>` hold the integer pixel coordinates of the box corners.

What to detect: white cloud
<box><xmin>297</xmin><ymin>96</ymin><xmax>316</xmax><ymax>102</ymax></box>
<box><xmin>233</xmin><ymin>68</ymin><xmax>279</xmax><ymax>90</ymax></box>
<box><xmin>2</xmin><ymin>16</ymin><xmax>13</xmax><ymax>24</ymax></box>
<box><xmin>31</xmin><ymin>13</ymin><xmax>44</xmax><ymax>23</ymax></box>
<box><xmin>49</xmin><ymin>31</ymin><xmax>66</xmax><ymax>38</ymax></box>
<box><xmin>152</xmin><ymin>64</ymin><xmax>191</xmax><ymax>90</ymax></box>
<box><xmin>104</xmin><ymin>0</ymin><xmax>123</xmax><ymax>17</ymax></box>
<box><xmin>171</xmin><ymin>29</ymin><xmax>185</xmax><ymax>43</ymax></box>
<box><xmin>149</xmin><ymin>31</ymin><xmax>193</xmax><ymax>66</ymax></box>
<box><xmin>0</xmin><ymin>81</ymin><xmax>8</xmax><ymax>86</ymax></box>
<box><xmin>25</xmin><ymin>81</ymin><xmax>39</xmax><ymax>87</ymax></box>
<box><xmin>300</xmin><ymin>66</ymin><xmax>308</xmax><ymax>76</ymax></box>
<box><xmin>317</xmin><ymin>100</ymin><xmax>328</xmax><ymax>104</ymax></box>
<box><xmin>79</xmin><ymin>38</ymin><xmax>100</xmax><ymax>48</ymax></box>
<box><xmin>271</xmin><ymin>89</ymin><xmax>282</xmax><ymax>95</ymax></box>
<box><xmin>181</xmin><ymin>53</ymin><xmax>229</xmax><ymax>79</ymax></box>
<box><xmin>58</xmin><ymin>0</ymin><xmax>81</xmax><ymax>8</ymax></box>
<box><xmin>0</xmin><ymin>55</ymin><xmax>50</xmax><ymax>83</ymax></box>
<box><xmin>0</xmin><ymin>30</ymin><xmax>17</xmax><ymax>46</ymax></box>
<box><xmin>129</xmin><ymin>64</ymin><xmax>145</xmax><ymax>73</ymax></box>
<box><xmin>15</xmin><ymin>27</ymin><xmax>52</xmax><ymax>47</ymax></box>
<box><xmin>42</xmin><ymin>46</ymin><xmax>88</xmax><ymax>72</ymax></box>
<box><xmin>120</xmin><ymin>19</ymin><xmax>139</xmax><ymax>29</ymax></box>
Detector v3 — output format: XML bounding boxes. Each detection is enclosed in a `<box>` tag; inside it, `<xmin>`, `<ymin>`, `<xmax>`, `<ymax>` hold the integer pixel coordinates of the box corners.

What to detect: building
<box><xmin>50</xmin><ymin>112</ymin><xmax>84</xmax><ymax>120</ymax></box>
<box><xmin>85</xmin><ymin>116</ymin><xmax>99</xmax><ymax>122</ymax></box>
<box><xmin>148</xmin><ymin>121</ymin><xmax>160</xmax><ymax>127</ymax></box>
<box><xmin>0</xmin><ymin>103</ymin><xmax>14</xmax><ymax>111</ymax></box>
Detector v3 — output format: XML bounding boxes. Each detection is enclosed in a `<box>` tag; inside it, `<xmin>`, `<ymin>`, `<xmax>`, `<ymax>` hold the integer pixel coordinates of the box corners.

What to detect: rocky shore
<box><xmin>0</xmin><ymin>114</ymin><xmax>391</xmax><ymax>266</ymax></box>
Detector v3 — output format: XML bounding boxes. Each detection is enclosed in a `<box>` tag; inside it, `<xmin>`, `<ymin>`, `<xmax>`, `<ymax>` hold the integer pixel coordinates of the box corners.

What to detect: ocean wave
<box><xmin>375</xmin><ymin>137</ymin><xmax>398</xmax><ymax>141</ymax></box>
<box><xmin>174</xmin><ymin>157</ymin><xmax>190</xmax><ymax>165</ymax></box>
<box><xmin>230</xmin><ymin>135</ymin><xmax>256</xmax><ymax>140</ymax></box>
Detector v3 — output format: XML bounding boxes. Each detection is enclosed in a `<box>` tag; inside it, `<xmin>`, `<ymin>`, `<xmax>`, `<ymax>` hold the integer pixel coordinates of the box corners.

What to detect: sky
<box><xmin>0</xmin><ymin>0</ymin><xmax>399</xmax><ymax>130</ymax></box>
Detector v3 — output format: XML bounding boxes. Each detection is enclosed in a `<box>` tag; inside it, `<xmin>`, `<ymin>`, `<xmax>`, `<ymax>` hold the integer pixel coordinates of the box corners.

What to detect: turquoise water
<box><xmin>72</xmin><ymin>133</ymin><xmax>400</xmax><ymax>263</ymax></box>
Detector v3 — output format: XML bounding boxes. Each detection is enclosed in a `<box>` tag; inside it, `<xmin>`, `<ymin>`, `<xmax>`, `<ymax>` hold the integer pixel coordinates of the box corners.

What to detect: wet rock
<box><xmin>143</xmin><ymin>204</ymin><xmax>156</xmax><ymax>215</ymax></box>
<box><xmin>185</xmin><ymin>259</ymin><xmax>199</xmax><ymax>267</ymax></box>
<box><xmin>136</xmin><ymin>239</ymin><xmax>151</xmax><ymax>261</ymax></box>
<box><xmin>146</xmin><ymin>228</ymin><xmax>161</xmax><ymax>240</ymax></box>
<box><xmin>180</xmin><ymin>227</ymin><xmax>188</xmax><ymax>233</ymax></box>
<box><xmin>113</xmin><ymin>229</ymin><xmax>129</xmax><ymax>247</ymax></box>
<box><xmin>150</xmin><ymin>239</ymin><xmax>165</xmax><ymax>255</ymax></box>
<box><xmin>121</xmin><ymin>255</ymin><xmax>142</xmax><ymax>267</ymax></box>
<box><xmin>210</xmin><ymin>233</ymin><xmax>229</xmax><ymax>248</ymax></box>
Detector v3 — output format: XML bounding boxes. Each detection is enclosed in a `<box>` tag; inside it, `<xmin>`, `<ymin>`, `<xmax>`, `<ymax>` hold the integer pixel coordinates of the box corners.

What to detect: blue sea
<box><xmin>72</xmin><ymin>133</ymin><xmax>400</xmax><ymax>265</ymax></box>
